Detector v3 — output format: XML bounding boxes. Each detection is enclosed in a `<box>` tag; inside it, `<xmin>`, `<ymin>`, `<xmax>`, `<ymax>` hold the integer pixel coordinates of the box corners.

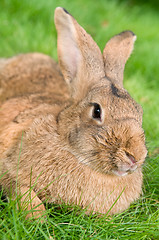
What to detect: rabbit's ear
<box><xmin>54</xmin><ymin>7</ymin><xmax>105</xmax><ymax>99</ymax></box>
<box><xmin>103</xmin><ymin>31</ymin><xmax>136</xmax><ymax>87</ymax></box>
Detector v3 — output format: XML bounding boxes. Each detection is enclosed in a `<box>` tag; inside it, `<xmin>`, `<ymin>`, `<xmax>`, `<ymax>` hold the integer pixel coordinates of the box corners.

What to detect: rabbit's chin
<box><xmin>112</xmin><ymin>170</ymin><xmax>129</xmax><ymax>177</ymax></box>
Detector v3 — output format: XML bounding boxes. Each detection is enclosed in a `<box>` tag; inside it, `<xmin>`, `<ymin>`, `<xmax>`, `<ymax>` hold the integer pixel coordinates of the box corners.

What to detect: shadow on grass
<box><xmin>121</xmin><ymin>0</ymin><xmax>159</xmax><ymax>11</ymax></box>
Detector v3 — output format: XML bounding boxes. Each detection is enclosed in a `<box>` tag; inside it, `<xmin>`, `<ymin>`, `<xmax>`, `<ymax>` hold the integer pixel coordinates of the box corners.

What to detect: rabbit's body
<box><xmin>0</xmin><ymin>8</ymin><xmax>147</xmax><ymax>217</ymax></box>
<box><xmin>0</xmin><ymin>103</ymin><xmax>143</xmax><ymax>215</ymax></box>
<box><xmin>0</xmin><ymin>52</ymin><xmax>69</xmax><ymax>159</ymax></box>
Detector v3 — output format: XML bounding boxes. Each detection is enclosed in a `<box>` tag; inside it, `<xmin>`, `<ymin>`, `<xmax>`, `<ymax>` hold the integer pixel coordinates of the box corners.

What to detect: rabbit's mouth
<box><xmin>112</xmin><ymin>164</ymin><xmax>137</xmax><ymax>177</ymax></box>
<box><xmin>112</xmin><ymin>152</ymin><xmax>139</xmax><ymax>176</ymax></box>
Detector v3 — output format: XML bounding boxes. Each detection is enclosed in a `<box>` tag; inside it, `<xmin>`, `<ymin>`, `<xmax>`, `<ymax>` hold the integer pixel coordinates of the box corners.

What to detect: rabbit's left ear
<box><xmin>103</xmin><ymin>31</ymin><xmax>136</xmax><ymax>87</ymax></box>
<box><xmin>54</xmin><ymin>7</ymin><xmax>105</xmax><ymax>99</ymax></box>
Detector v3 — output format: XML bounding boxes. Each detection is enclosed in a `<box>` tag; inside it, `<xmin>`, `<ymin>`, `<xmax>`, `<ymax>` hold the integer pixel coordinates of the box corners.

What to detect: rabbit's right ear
<box><xmin>54</xmin><ymin>7</ymin><xmax>105</xmax><ymax>99</ymax></box>
<box><xmin>103</xmin><ymin>31</ymin><xmax>136</xmax><ymax>87</ymax></box>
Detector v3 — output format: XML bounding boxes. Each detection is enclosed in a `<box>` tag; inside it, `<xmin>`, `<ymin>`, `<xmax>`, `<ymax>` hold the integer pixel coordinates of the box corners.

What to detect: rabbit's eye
<box><xmin>92</xmin><ymin>103</ymin><xmax>101</xmax><ymax>120</ymax></box>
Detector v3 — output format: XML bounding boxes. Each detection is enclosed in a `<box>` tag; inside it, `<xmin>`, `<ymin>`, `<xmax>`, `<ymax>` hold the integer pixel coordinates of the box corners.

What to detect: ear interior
<box><xmin>103</xmin><ymin>31</ymin><xmax>136</xmax><ymax>87</ymax></box>
<box><xmin>54</xmin><ymin>7</ymin><xmax>81</xmax><ymax>86</ymax></box>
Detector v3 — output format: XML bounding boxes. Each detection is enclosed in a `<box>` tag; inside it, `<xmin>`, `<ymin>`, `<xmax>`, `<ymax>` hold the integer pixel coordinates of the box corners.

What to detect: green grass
<box><xmin>0</xmin><ymin>0</ymin><xmax>159</xmax><ymax>239</ymax></box>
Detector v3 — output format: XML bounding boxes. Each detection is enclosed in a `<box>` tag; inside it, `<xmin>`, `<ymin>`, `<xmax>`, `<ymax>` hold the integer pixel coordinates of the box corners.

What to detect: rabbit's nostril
<box><xmin>125</xmin><ymin>152</ymin><xmax>136</xmax><ymax>164</ymax></box>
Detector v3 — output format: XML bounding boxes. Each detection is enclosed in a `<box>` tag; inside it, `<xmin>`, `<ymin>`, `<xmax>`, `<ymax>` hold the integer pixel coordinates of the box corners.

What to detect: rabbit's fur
<box><xmin>0</xmin><ymin>7</ymin><xmax>147</xmax><ymax>218</ymax></box>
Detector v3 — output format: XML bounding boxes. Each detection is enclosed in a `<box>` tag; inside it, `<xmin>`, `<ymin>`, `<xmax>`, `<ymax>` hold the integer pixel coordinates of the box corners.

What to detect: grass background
<box><xmin>0</xmin><ymin>0</ymin><xmax>159</xmax><ymax>239</ymax></box>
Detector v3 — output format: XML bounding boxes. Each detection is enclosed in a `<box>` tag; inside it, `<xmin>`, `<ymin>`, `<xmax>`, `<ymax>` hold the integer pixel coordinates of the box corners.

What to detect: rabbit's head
<box><xmin>55</xmin><ymin>8</ymin><xmax>147</xmax><ymax>177</ymax></box>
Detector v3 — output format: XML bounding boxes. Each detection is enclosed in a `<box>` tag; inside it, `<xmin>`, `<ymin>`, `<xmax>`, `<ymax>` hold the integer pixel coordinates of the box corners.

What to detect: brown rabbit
<box><xmin>0</xmin><ymin>7</ymin><xmax>147</xmax><ymax>218</ymax></box>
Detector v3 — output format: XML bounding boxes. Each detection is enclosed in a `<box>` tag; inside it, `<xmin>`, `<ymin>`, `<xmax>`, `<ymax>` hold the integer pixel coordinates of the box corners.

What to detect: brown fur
<box><xmin>0</xmin><ymin>7</ymin><xmax>147</xmax><ymax>218</ymax></box>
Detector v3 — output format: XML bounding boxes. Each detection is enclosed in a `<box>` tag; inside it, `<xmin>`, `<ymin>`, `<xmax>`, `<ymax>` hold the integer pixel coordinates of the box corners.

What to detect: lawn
<box><xmin>0</xmin><ymin>0</ymin><xmax>159</xmax><ymax>239</ymax></box>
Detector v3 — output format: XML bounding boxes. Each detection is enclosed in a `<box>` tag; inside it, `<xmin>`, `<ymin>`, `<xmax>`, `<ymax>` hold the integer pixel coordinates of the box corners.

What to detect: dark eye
<box><xmin>92</xmin><ymin>103</ymin><xmax>101</xmax><ymax>120</ymax></box>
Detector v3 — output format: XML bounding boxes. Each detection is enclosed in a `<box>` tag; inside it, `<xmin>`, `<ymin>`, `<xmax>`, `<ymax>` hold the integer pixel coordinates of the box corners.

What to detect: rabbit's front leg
<box><xmin>18</xmin><ymin>186</ymin><xmax>46</xmax><ymax>219</ymax></box>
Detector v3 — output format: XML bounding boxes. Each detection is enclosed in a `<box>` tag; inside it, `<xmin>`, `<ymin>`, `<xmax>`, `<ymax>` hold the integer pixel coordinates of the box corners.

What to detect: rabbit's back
<box><xmin>0</xmin><ymin>53</ymin><xmax>69</xmax><ymax>159</ymax></box>
<box><xmin>0</xmin><ymin>53</ymin><xmax>69</xmax><ymax>104</ymax></box>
